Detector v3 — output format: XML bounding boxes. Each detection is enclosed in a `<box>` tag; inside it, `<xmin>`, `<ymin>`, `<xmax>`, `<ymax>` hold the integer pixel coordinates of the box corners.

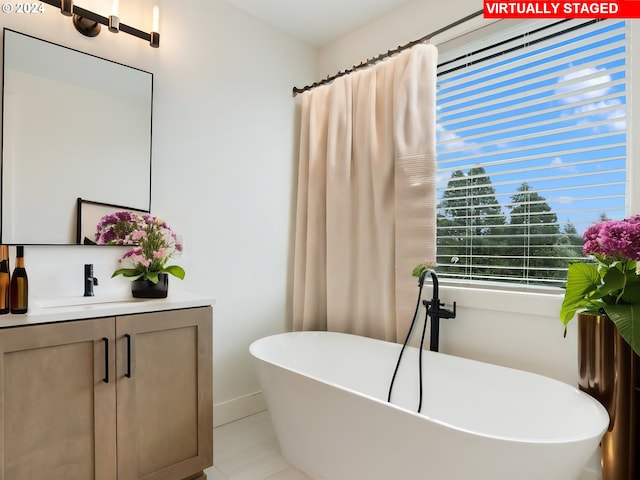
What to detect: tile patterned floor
<box><xmin>206</xmin><ymin>411</ymin><xmax>311</xmax><ymax>480</ymax></box>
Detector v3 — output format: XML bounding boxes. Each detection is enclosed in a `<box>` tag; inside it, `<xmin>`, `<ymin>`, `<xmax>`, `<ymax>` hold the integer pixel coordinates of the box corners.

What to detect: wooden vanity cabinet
<box><xmin>0</xmin><ymin>306</ymin><xmax>213</xmax><ymax>480</ymax></box>
<box><xmin>116</xmin><ymin>307</ymin><xmax>213</xmax><ymax>480</ymax></box>
<box><xmin>0</xmin><ymin>317</ymin><xmax>117</xmax><ymax>480</ymax></box>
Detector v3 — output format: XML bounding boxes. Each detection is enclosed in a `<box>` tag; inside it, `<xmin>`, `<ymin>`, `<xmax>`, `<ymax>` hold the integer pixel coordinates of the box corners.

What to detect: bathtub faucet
<box><xmin>419</xmin><ymin>269</ymin><xmax>456</xmax><ymax>352</ymax></box>
<box><xmin>389</xmin><ymin>269</ymin><xmax>457</xmax><ymax>412</ymax></box>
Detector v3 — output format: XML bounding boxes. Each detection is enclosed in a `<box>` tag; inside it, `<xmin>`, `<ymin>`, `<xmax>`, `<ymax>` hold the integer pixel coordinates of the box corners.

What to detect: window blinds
<box><xmin>435</xmin><ymin>19</ymin><xmax>628</xmax><ymax>287</ymax></box>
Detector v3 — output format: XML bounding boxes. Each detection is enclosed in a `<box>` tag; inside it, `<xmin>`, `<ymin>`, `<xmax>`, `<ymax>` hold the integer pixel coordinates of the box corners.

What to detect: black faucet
<box><xmin>419</xmin><ymin>269</ymin><xmax>456</xmax><ymax>352</ymax></box>
<box><xmin>84</xmin><ymin>264</ymin><xmax>99</xmax><ymax>297</ymax></box>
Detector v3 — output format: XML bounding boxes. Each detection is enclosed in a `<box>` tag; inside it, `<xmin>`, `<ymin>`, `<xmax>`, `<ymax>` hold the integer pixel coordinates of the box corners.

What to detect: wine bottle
<box><xmin>10</xmin><ymin>245</ymin><xmax>28</xmax><ymax>314</ymax></box>
<box><xmin>0</xmin><ymin>245</ymin><xmax>9</xmax><ymax>314</ymax></box>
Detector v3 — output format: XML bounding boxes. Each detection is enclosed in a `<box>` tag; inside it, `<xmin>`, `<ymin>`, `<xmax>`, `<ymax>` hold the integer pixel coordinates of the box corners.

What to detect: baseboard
<box><xmin>214</xmin><ymin>391</ymin><xmax>267</xmax><ymax>427</ymax></box>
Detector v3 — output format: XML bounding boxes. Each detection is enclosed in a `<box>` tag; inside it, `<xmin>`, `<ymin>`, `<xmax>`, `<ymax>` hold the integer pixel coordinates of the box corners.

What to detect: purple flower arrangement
<box><xmin>582</xmin><ymin>214</ymin><xmax>640</xmax><ymax>262</ymax></box>
<box><xmin>95</xmin><ymin>212</ymin><xmax>185</xmax><ymax>284</ymax></box>
<box><xmin>561</xmin><ymin>215</ymin><xmax>640</xmax><ymax>355</ymax></box>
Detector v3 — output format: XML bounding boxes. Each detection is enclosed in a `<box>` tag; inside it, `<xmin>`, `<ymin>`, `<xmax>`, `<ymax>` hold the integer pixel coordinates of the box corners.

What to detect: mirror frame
<box><xmin>1</xmin><ymin>28</ymin><xmax>153</xmax><ymax>245</ymax></box>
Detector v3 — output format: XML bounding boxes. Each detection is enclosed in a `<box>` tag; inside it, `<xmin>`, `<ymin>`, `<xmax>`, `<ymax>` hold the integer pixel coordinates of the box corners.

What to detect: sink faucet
<box><xmin>419</xmin><ymin>269</ymin><xmax>456</xmax><ymax>352</ymax></box>
<box><xmin>84</xmin><ymin>264</ymin><xmax>99</xmax><ymax>297</ymax></box>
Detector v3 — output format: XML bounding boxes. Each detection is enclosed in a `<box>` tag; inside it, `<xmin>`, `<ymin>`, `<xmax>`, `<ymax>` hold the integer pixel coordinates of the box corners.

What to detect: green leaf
<box><xmin>600</xmin><ymin>267</ymin><xmax>625</xmax><ymax>292</ymax></box>
<box><xmin>112</xmin><ymin>268</ymin><xmax>143</xmax><ymax>279</ymax></box>
<box><xmin>161</xmin><ymin>265</ymin><xmax>185</xmax><ymax>280</ymax></box>
<box><xmin>622</xmin><ymin>276</ymin><xmax>640</xmax><ymax>304</ymax></box>
<box><xmin>604</xmin><ymin>304</ymin><xmax>640</xmax><ymax>357</ymax></box>
<box><xmin>560</xmin><ymin>263</ymin><xmax>600</xmax><ymax>325</ymax></box>
<box><xmin>145</xmin><ymin>271</ymin><xmax>160</xmax><ymax>284</ymax></box>
<box><xmin>412</xmin><ymin>264</ymin><xmax>429</xmax><ymax>278</ymax></box>
<box><xmin>590</xmin><ymin>268</ymin><xmax>625</xmax><ymax>303</ymax></box>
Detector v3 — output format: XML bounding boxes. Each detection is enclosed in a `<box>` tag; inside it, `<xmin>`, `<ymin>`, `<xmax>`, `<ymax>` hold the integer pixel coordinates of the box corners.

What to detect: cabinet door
<box><xmin>0</xmin><ymin>318</ymin><xmax>117</xmax><ymax>480</ymax></box>
<box><xmin>116</xmin><ymin>307</ymin><xmax>213</xmax><ymax>480</ymax></box>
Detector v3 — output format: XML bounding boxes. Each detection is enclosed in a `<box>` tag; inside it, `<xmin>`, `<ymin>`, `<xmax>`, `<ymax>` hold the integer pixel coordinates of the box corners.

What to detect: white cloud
<box><xmin>555</xmin><ymin>67</ymin><xmax>625</xmax><ymax>133</ymax></box>
<box><xmin>551</xmin><ymin>156</ymin><xmax>578</xmax><ymax>173</ymax></box>
<box><xmin>556</xmin><ymin>67</ymin><xmax>613</xmax><ymax>104</ymax></box>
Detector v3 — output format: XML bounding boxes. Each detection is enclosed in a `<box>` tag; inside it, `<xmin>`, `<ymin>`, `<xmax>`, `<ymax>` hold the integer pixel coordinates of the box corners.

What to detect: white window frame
<box><xmin>430</xmin><ymin>18</ymin><xmax>639</xmax><ymax>311</ymax></box>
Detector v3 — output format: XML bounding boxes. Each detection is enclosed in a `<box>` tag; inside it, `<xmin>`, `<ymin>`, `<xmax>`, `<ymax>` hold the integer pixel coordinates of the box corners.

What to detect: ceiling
<box><xmin>222</xmin><ymin>0</ymin><xmax>419</xmax><ymax>47</ymax></box>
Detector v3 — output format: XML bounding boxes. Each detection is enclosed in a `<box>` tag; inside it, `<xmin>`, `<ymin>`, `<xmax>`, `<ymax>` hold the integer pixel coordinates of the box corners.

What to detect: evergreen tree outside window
<box><xmin>435</xmin><ymin>19</ymin><xmax>628</xmax><ymax>287</ymax></box>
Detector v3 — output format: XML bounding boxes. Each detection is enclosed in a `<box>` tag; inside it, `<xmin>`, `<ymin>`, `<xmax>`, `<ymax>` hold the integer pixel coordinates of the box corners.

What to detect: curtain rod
<box><xmin>292</xmin><ymin>9</ymin><xmax>484</xmax><ymax>97</ymax></box>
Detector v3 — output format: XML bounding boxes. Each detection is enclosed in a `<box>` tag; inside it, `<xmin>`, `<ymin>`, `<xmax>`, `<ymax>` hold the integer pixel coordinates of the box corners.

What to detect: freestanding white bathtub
<box><xmin>250</xmin><ymin>331</ymin><xmax>609</xmax><ymax>480</ymax></box>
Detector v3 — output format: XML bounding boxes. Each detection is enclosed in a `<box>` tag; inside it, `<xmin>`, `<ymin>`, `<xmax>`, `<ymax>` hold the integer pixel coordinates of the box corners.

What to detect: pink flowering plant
<box><xmin>560</xmin><ymin>214</ymin><xmax>640</xmax><ymax>355</ymax></box>
<box><xmin>95</xmin><ymin>211</ymin><xmax>185</xmax><ymax>284</ymax></box>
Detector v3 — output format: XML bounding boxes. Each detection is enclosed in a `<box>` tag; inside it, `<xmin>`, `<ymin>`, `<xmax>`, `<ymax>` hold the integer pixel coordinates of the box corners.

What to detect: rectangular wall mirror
<box><xmin>1</xmin><ymin>29</ymin><xmax>153</xmax><ymax>245</ymax></box>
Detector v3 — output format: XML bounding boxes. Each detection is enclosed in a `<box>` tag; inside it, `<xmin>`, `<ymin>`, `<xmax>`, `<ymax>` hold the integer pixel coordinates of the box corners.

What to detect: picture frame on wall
<box><xmin>76</xmin><ymin>198</ymin><xmax>149</xmax><ymax>245</ymax></box>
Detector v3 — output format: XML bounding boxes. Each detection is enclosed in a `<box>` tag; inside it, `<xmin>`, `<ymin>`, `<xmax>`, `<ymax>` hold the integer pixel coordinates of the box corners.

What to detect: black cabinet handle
<box><xmin>125</xmin><ymin>334</ymin><xmax>132</xmax><ymax>378</ymax></box>
<box><xmin>102</xmin><ymin>337</ymin><xmax>109</xmax><ymax>383</ymax></box>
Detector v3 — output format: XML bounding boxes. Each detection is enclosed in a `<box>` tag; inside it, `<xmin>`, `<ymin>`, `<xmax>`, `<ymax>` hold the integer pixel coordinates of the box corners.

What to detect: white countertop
<box><xmin>0</xmin><ymin>291</ymin><xmax>215</xmax><ymax>328</ymax></box>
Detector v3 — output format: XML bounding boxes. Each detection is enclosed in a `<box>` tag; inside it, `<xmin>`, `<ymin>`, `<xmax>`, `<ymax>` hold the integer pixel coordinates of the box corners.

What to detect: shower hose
<box><xmin>387</xmin><ymin>275</ymin><xmax>429</xmax><ymax>413</ymax></box>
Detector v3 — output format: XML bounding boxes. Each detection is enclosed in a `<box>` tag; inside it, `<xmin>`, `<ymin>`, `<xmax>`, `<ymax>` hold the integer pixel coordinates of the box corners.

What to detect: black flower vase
<box><xmin>131</xmin><ymin>273</ymin><xmax>169</xmax><ymax>299</ymax></box>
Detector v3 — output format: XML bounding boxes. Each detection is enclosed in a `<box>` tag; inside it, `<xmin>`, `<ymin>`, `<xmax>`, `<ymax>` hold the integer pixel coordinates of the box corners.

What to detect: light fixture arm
<box><xmin>40</xmin><ymin>0</ymin><xmax>160</xmax><ymax>48</ymax></box>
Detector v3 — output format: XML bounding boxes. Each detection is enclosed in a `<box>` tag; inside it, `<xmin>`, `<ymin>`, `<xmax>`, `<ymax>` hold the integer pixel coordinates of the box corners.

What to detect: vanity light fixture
<box><xmin>108</xmin><ymin>0</ymin><xmax>119</xmax><ymax>33</ymax></box>
<box><xmin>40</xmin><ymin>0</ymin><xmax>160</xmax><ymax>48</ymax></box>
<box><xmin>60</xmin><ymin>0</ymin><xmax>72</xmax><ymax>16</ymax></box>
<box><xmin>150</xmin><ymin>6</ymin><xmax>159</xmax><ymax>47</ymax></box>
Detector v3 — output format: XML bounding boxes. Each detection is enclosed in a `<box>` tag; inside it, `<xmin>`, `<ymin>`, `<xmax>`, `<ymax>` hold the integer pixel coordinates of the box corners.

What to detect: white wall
<box><xmin>0</xmin><ymin>0</ymin><xmax>317</xmax><ymax>425</ymax></box>
<box><xmin>150</xmin><ymin>0</ymin><xmax>316</xmax><ymax>424</ymax></box>
<box><xmin>318</xmin><ymin>0</ymin><xmax>484</xmax><ymax>78</ymax></box>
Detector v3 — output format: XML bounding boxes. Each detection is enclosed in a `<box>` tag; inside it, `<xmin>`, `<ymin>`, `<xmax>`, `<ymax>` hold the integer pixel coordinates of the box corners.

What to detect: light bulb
<box><xmin>152</xmin><ymin>6</ymin><xmax>159</xmax><ymax>33</ymax></box>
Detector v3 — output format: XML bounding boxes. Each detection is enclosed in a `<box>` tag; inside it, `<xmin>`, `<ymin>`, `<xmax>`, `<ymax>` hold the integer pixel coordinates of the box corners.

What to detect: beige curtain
<box><xmin>292</xmin><ymin>44</ymin><xmax>438</xmax><ymax>342</ymax></box>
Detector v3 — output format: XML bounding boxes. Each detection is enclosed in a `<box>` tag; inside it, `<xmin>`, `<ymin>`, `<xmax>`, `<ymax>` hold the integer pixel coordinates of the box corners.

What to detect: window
<box><xmin>435</xmin><ymin>19</ymin><xmax>628</xmax><ymax>287</ymax></box>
